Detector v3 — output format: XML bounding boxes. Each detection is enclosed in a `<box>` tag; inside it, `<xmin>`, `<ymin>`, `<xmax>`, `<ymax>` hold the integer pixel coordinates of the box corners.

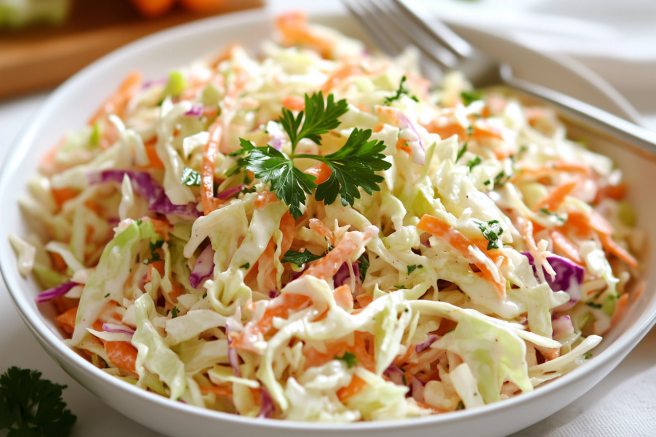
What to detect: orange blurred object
<box><xmin>129</xmin><ymin>0</ymin><xmax>177</xmax><ymax>18</ymax></box>
<box><xmin>179</xmin><ymin>0</ymin><xmax>230</xmax><ymax>13</ymax></box>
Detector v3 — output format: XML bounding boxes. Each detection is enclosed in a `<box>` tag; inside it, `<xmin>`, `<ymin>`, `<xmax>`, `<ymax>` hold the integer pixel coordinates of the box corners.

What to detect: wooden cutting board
<box><xmin>0</xmin><ymin>0</ymin><xmax>263</xmax><ymax>100</ymax></box>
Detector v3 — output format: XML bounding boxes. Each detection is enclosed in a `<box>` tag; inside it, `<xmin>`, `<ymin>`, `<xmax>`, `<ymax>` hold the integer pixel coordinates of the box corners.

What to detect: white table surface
<box><xmin>1</xmin><ymin>1</ymin><xmax>655</xmax><ymax>436</ymax></box>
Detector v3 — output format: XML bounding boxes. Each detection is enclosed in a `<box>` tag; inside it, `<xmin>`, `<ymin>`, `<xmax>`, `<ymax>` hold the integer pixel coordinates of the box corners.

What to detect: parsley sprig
<box><xmin>281</xmin><ymin>249</ymin><xmax>325</xmax><ymax>267</ymax></box>
<box><xmin>475</xmin><ymin>220</ymin><xmax>504</xmax><ymax>250</ymax></box>
<box><xmin>0</xmin><ymin>367</ymin><xmax>77</xmax><ymax>436</ymax></box>
<box><xmin>234</xmin><ymin>92</ymin><xmax>392</xmax><ymax>218</ymax></box>
<box><xmin>384</xmin><ymin>75</ymin><xmax>419</xmax><ymax>104</ymax></box>
<box><xmin>335</xmin><ymin>352</ymin><xmax>358</xmax><ymax>369</ymax></box>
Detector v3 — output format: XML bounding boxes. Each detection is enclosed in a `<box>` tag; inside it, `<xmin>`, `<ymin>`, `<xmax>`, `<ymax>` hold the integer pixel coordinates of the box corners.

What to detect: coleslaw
<box><xmin>9</xmin><ymin>11</ymin><xmax>644</xmax><ymax>421</ymax></box>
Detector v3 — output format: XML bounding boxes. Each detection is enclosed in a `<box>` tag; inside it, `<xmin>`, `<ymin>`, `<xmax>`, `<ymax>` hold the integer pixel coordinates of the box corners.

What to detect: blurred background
<box><xmin>1</xmin><ymin>0</ymin><xmax>655</xmax><ymax>436</ymax></box>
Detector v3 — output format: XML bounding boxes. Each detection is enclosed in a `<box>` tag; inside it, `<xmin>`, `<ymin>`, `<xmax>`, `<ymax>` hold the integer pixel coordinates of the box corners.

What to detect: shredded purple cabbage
<box><xmin>189</xmin><ymin>244</ymin><xmax>215</xmax><ymax>288</ymax></box>
<box><xmin>35</xmin><ymin>281</ymin><xmax>81</xmax><ymax>304</ymax></box>
<box><xmin>523</xmin><ymin>252</ymin><xmax>584</xmax><ymax>311</ymax></box>
<box><xmin>384</xmin><ymin>363</ymin><xmax>405</xmax><ymax>386</ymax></box>
<box><xmin>216</xmin><ymin>184</ymin><xmax>246</xmax><ymax>200</ymax></box>
<box><xmin>102</xmin><ymin>323</ymin><xmax>135</xmax><ymax>335</ymax></box>
<box><xmin>397</xmin><ymin>111</ymin><xmax>426</xmax><ymax>165</ymax></box>
<box><xmin>420</xmin><ymin>232</ymin><xmax>432</xmax><ymax>248</ymax></box>
<box><xmin>552</xmin><ymin>315</ymin><xmax>574</xmax><ymax>337</ymax></box>
<box><xmin>88</xmin><ymin>170</ymin><xmax>201</xmax><ymax>218</ymax></box>
<box><xmin>184</xmin><ymin>104</ymin><xmax>204</xmax><ymax>117</ymax></box>
<box><xmin>142</xmin><ymin>77</ymin><xmax>166</xmax><ymax>89</ymax></box>
<box><xmin>257</xmin><ymin>388</ymin><xmax>275</xmax><ymax>419</ymax></box>
<box><xmin>269</xmin><ymin>131</ymin><xmax>282</xmax><ymax>151</ymax></box>
<box><xmin>333</xmin><ymin>262</ymin><xmax>360</xmax><ymax>288</ymax></box>
<box><xmin>416</xmin><ymin>334</ymin><xmax>439</xmax><ymax>353</ymax></box>
<box><xmin>225</xmin><ymin>321</ymin><xmax>242</xmax><ymax>377</ymax></box>
<box><xmin>409</xmin><ymin>376</ymin><xmax>426</xmax><ymax>403</ymax></box>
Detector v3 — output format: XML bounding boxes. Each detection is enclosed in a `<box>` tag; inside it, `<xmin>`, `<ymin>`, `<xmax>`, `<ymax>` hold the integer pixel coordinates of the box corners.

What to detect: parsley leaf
<box><xmin>586</xmin><ymin>302</ymin><xmax>602</xmax><ymax>309</ymax></box>
<box><xmin>460</xmin><ymin>90</ymin><xmax>484</xmax><ymax>106</ymax></box>
<box><xmin>456</xmin><ymin>142</ymin><xmax>467</xmax><ymax>162</ymax></box>
<box><xmin>384</xmin><ymin>75</ymin><xmax>418</xmax><ymax>104</ymax></box>
<box><xmin>281</xmin><ymin>249</ymin><xmax>324</xmax><ymax>267</ymax></box>
<box><xmin>335</xmin><ymin>352</ymin><xmax>358</xmax><ymax>369</ymax></box>
<box><xmin>394</xmin><ymin>285</ymin><xmax>407</xmax><ymax>289</ymax></box>
<box><xmin>240</xmin><ymin>262</ymin><xmax>250</xmax><ymax>270</ymax></box>
<box><xmin>180</xmin><ymin>167</ymin><xmax>201</xmax><ymax>187</ymax></box>
<box><xmin>0</xmin><ymin>367</ymin><xmax>77</xmax><ymax>436</ymax></box>
<box><xmin>143</xmin><ymin>239</ymin><xmax>164</xmax><ymax>265</ymax></box>
<box><xmin>311</xmin><ymin>128</ymin><xmax>391</xmax><ymax>207</ymax></box>
<box><xmin>467</xmin><ymin>156</ymin><xmax>482</xmax><ymax>171</ymax></box>
<box><xmin>281</xmin><ymin>91</ymin><xmax>348</xmax><ymax>151</ymax></box>
<box><xmin>475</xmin><ymin>220</ymin><xmax>504</xmax><ymax>250</ymax></box>
<box><xmin>539</xmin><ymin>208</ymin><xmax>566</xmax><ymax>224</ymax></box>
<box><xmin>357</xmin><ymin>254</ymin><xmax>369</xmax><ymax>282</ymax></box>
<box><xmin>407</xmin><ymin>264</ymin><xmax>421</xmax><ymax>275</ymax></box>
<box><xmin>171</xmin><ymin>307</ymin><xmax>179</xmax><ymax>318</ymax></box>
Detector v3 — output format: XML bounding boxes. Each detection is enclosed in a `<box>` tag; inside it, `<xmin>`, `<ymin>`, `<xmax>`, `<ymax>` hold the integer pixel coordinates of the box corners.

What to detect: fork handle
<box><xmin>500</xmin><ymin>64</ymin><xmax>656</xmax><ymax>156</ymax></box>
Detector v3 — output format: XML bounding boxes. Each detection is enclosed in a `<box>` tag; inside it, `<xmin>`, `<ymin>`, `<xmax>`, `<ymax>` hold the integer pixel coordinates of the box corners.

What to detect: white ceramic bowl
<box><xmin>1</xmin><ymin>9</ymin><xmax>654</xmax><ymax>437</ymax></box>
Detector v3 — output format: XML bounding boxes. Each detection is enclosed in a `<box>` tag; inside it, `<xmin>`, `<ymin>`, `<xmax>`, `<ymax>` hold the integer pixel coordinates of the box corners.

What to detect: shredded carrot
<box><xmin>199</xmin><ymin>385</ymin><xmax>234</xmax><ymax>396</ymax></box>
<box><xmin>611</xmin><ymin>293</ymin><xmax>630</xmax><ymax>326</ymax></box>
<box><xmin>511</xmin><ymin>161</ymin><xmax>590</xmax><ymax>182</ymax></box>
<box><xmin>302</xmin><ymin>231</ymin><xmax>371</xmax><ymax>281</ymax></box>
<box><xmin>599</xmin><ymin>233</ymin><xmax>638</xmax><ymax>269</ymax></box>
<box><xmin>208</xmin><ymin>42</ymin><xmax>238</xmax><ymax>69</ymax></box>
<box><xmin>256</xmin><ymin>239</ymin><xmax>277</xmax><ymax>294</ymax></box>
<box><xmin>281</xmin><ymin>95</ymin><xmax>305</xmax><ymax>111</ymax></box>
<box><xmin>630</xmin><ymin>281</ymin><xmax>646</xmax><ymax>305</ymax></box>
<box><xmin>145</xmin><ymin>260</ymin><xmax>165</xmax><ymax>284</ymax></box>
<box><xmin>303</xmin><ymin>341</ymin><xmax>348</xmax><ymax>369</ymax></box>
<box><xmin>396</xmin><ymin>138</ymin><xmax>412</xmax><ymax>155</ymax></box>
<box><xmin>253</xmin><ymin>191</ymin><xmax>279</xmax><ymax>210</ymax></box>
<box><xmin>351</xmin><ymin>331</ymin><xmax>376</xmax><ymax>372</ymax></box>
<box><xmin>595</xmin><ymin>184</ymin><xmax>627</xmax><ymax>203</ymax></box>
<box><xmin>304</xmin><ymin>162</ymin><xmax>332</xmax><ymax>185</ymax></box>
<box><xmin>533</xmin><ymin>181</ymin><xmax>578</xmax><ymax>212</ymax></box>
<box><xmin>55</xmin><ymin>307</ymin><xmax>78</xmax><ymax>335</ymax></box>
<box><xmin>89</xmin><ymin>71</ymin><xmax>143</xmax><ymax>125</ymax></box>
<box><xmin>232</xmin><ymin>293</ymin><xmax>310</xmax><ymax>351</ymax></box>
<box><xmin>137</xmin><ymin>146</ymin><xmax>165</xmax><ymax>169</ymax></box>
<box><xmin>276</xmin><ymin>11</ymin><xmax>334</xmax><ymax>59</ymax></box>
<box><xmin>415</xmin><ymin>401</ymin><xmax>448</xmax><ymax>414</ymax></box>
<box><xmin>355</xmin><ymin>294</ymin><xmax>373</xmax><ymax>308</ymax></box>
<box><xmin>403</xmin><ymin>348</ymin><xmax>443</xmax><ymax>376</ymax></box>
<box><xmin>50</xmin><ymin>252</ymin><xmax>67</xmax><ymax>273</ymax></box>
<box><xmin>105</xmin><ymin>341</ymin><xmax>138</xmax><ymax>374</ymax></box>
<box><xmin>334</xmin><ymin>284</ymin><xmax>354</xmax><ymax>310</ymax></box>
<box><xmin>337</xmin><ymin>375</ymin><xmax>367</xmax><ymax>401</ymax></box>
<box><xmin>417</xmin><ymin>215</ymin><xmax>506</xmax><ymax>298</ymax></box>
<box><xmin>201</xmin><ymin>122</ymin><xmax>223</xmax><ymax>215</ymax></box>
<box><xmin>51</xmin><ymin>187</ymin><xmax>78</xmax><ymax>208</ymax></box>
<box><xmin>550</xmin><ymin>230</ymin><xmax>584</xmax><ymax>265</ymax></box>
<box><xmin>309</xmin><ymin>218</ymin><xmax>335</xmax><ymax>244</ymax></box>
<box><xmin>322</xmin><ymin>62</ymin><xmax>362</xmax><ymax>93</ymax></box>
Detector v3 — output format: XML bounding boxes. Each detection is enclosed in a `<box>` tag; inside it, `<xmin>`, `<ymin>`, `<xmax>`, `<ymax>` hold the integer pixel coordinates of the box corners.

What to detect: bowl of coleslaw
<box><xmin>1</xmin><ymin>7</ymin><xmax>654</xmax><ymax>437</ymax></box>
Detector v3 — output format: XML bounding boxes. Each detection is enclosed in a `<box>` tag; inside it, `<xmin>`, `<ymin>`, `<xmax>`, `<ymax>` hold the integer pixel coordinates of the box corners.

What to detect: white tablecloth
<box><xmin>1</xmin><ymin>1</ymin><xmax>655</xmax><ymax>436</ymax></box>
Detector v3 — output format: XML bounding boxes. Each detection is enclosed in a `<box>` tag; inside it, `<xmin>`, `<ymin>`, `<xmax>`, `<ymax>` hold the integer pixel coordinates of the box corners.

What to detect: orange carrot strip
<box><xmin>595</xmin><ymin>184</ymin><xmax>627</xmax><ymax>203</ymax></box>
<box><xmin>417</xmin><ymin>215</ymin><xmax>506</xmax><ymax>298</ymax></box>
<box><xmin>253</xmin><ymin>191</ymin><xmax>279</xmax><ymax>210</ymax></box>
<box><xmin>201</xmin><ymin>123</ymin><xmax>222</xmax><ymax>215</ymax></box>
<box><xmin>599</xmin><ymin>233</ymin><xmax>638</xmax><ymax>269</ymax></box>
<box><xmin>337</xmin><ymin>375</ymin><xmax>367</xmax><ymax>401</ymax></box>
<box><xmin>304</xmin><ymin>162</ymin><xmax>332</xmax><ymax>185</ymax></box>
<box><xmin>533</xmin><ymin>181</ymin><xmax>578</xmax><ymax>212</ymax></box>
<box><xmin>550</xmin><ymin>230</ymin><xmax>584</xmax><ymax>265</ymax></box>
<box><xmin>511</xmin><ymin>161</ymin><xmax>590</xmax><ymax>182</ymax></box>
<box><xmin>199</xmin><ymin>385</ymin><xmax>234</xmax><ymax>396</ymax></box>
<box><xmin>334</xmin><ymin>284</ymin><xmax>354</xmax><ymax>310</ymax></box>
<box><xmin>355</xmin><ymin>294</ymin><xmax>373</xmax><ymax>309</ymax></box>
<box><xmin>232</xmin><ymin>293</ymin><xmax>310</xmax><ymax>351</ymax></box>
<box><xmin>322</xmin><ymin>62</ymin><xmax>362</xmax><ymax>93</ymax></box>
<box><xmin>89</xmin><ymin>71</ymin><xmax>143</xmax><ymax>125</ymax></box>
<box><xmin>415</xmin><ymin>401</ymin><xmax>448</xmax><ymax>414</ymax></box>
<box><xmin>281</xmin><ymin>95</ymin><xmax>305</xmax><ymax>112</ymax></box>
<box><xmin>105</xmin><ymin>341</ymin><xmax>138</xmax><ymax>374</ymax></box>
<box><xmin>55</xmin><ymin>306</ymin><xmax>78</xmax><ymax>335</ymax></box>
<box><xmin>611</xmin><ymin>293</ymin><xmax>630</xmax><ymax>326</ymax></box>
<box><xmin>136</xmin><ymin>145</ymin><xmax>165</xmax><ymax>169</ymax></box>
<box><xmin>51</xmin><ymin>187</ymin><xmax>78</xmax><ymax>208</ymax></box>
<box><xmin>145</xmin><ymin>260</ymin><xmax>165</xmax><ymax>284</ymax></box>
<box><xmin>309</xmin><ymin>218</ymin><xmax>334</xmax><ymax>244</ymax></box>
<box><xmin>302</xmin><ymin>234</ymin><xmax>363</xmax><ymax>281</ymax></box>
<box><xmin>276</xmin><ymin>11</ymin><xmax>334</xmax><ymax>59</ymax></box>
<box><xmin>396</xmin><ymin>138</ymin><xmax>412</xmax><ymax>155</ymax></box>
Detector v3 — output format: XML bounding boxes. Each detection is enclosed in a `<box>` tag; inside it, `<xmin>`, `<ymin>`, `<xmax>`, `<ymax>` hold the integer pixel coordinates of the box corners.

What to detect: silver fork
<box><xmin>341</xmin><ymin>0</ymin><xmax>656</xmax><ymax>156</ymax></box>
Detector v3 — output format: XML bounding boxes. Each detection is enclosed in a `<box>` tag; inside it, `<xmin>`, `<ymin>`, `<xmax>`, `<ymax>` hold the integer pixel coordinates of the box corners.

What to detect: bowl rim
<box><xmin>1</xmin><ymin>7</ymin><xmax>655</xmax><ymax>432</ymax></box>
